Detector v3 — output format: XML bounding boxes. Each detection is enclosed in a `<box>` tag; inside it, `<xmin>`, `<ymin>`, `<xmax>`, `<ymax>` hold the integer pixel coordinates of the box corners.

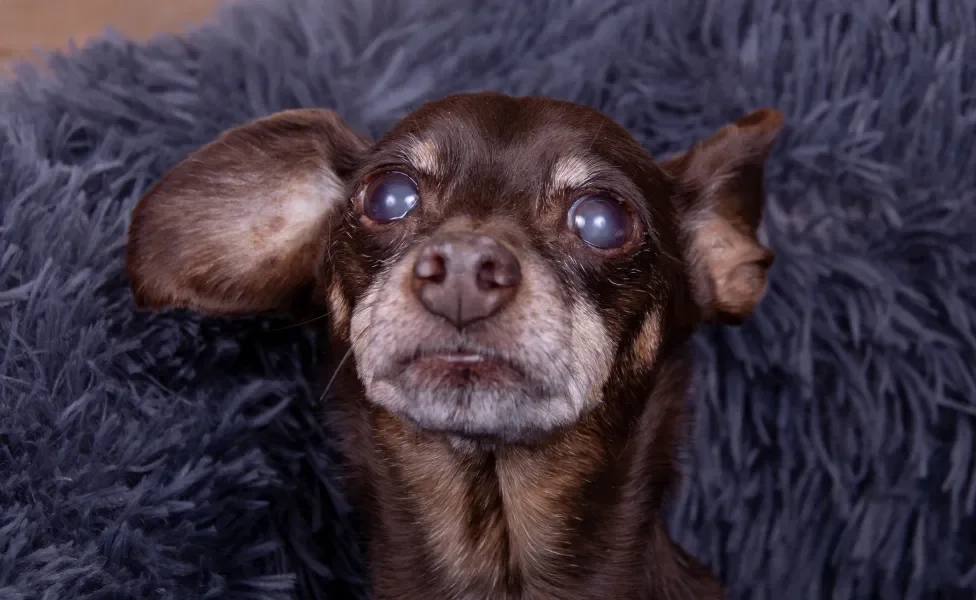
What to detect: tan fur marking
<box><xmin>632</xmin><ymin>309</ymin><xmax>663</xmax><ymax>369</ymax></box>
<box><xmin>692</xmin><ymin>218</ymin><xmax>771</xmax><ymax>317</ymax></box>
<box><xmin>349</xmin><ymin>276</ymin><xmax>384</xmax><ymax>386</ymax></box>
<box><xmin>328</xmin><ymin>278</ymin><xmax>351</xmax><ymax>338</ymax></box>
<box><xmin>377</xmin><ymin>415</ymin><xmax>507</xmax><ymax>592</ymax></box>
<box><xmin>497</xmin><ymin>438</ymin><xmax>601</xmax><ymax>573</ymax></box>
<box><xmin>406</xmin><ymin>136</ymin><xmax>443</xmax><ymax>177</ymax></box>
<box><xmin>567</xmin><ymin>299</ymin><xmax>615</xmax><ymax>409</ymax></box>
<box><xmin>550</xmin><ymin>155</ymin><xmax>592</xmax><ymax>192</ymax></box>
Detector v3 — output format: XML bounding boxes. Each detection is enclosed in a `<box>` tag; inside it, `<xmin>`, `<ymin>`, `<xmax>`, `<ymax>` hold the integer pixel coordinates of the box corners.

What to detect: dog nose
<box><xmin>412</xmin><ymin>232</ymin><xmax>522</xmax><ymax>329</ymax></box>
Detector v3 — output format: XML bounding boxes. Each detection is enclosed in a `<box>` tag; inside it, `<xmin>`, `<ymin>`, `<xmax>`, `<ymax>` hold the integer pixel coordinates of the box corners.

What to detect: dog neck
<box><xmin>333</xmin><ymin>345</ymin><xmax>722</xmax><ymax>600</ymax></box>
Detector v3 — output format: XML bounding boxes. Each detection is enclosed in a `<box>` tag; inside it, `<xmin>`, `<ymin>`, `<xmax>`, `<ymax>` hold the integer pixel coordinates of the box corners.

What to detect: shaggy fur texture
<box><xmin>1</xmin><ymin>0</ymin><xmax>974</xmax><ymax>598</ymax></box>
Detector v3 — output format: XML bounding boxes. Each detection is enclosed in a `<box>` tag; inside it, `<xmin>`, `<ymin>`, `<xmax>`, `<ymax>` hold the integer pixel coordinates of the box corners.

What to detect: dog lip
<box><xmin>394</xmin><ymin>345</ymin><xmax>527</xmax><ymax>378</ymax></box>
<box><xmin>429</xmin><ymin>352</ymin><xmax>487</xmax><ymax>364</ymax></box>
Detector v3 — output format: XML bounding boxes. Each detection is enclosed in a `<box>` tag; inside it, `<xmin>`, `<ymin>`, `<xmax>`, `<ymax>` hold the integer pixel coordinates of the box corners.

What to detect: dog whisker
<box><xmin>318</xmin><ymin>327</ymin><xmax>368</xmax><ymax>404</ymax></box>
<box><xmin>266</xmin><ymin>311</ymin><xmax>330</xmax><ymax>332</ymax></box>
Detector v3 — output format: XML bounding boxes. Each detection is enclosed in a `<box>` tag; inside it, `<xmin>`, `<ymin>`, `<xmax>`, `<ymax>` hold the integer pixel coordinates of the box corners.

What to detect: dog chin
<box><xmin>367</xmin><ymin>375</ymin><xmax>582</xmax><ymax>444</ymax></box>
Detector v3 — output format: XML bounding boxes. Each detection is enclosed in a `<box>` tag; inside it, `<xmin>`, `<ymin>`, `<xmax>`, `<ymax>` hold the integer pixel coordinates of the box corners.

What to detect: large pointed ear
<box><xmin>663</xmin><ymin>109</ymin><xmax>784</xmax><ymax>325</ymax></box>
<box><xmin>126</xmin><ymin>109</ymin><xmax>371</xmax><ymax>315</ymax></box>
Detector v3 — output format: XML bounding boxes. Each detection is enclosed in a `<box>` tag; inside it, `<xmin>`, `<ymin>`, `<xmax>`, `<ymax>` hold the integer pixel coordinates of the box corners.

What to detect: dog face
<box><xmin>126</xmin><ymin>92</ymin><xmax>782</xmax><ymax>443</ymax></box>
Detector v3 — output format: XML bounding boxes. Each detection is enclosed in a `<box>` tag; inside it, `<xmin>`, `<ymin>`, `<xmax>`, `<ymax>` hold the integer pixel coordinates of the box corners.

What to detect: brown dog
<box><xmin>126</xmin><ymin>92</ymin><xmax>782</xmax><ymax>600</ymax></box>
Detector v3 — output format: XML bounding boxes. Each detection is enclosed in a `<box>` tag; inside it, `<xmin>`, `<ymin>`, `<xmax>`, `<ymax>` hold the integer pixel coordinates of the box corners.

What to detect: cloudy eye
<box><xmin>363</xmin><ymin>172</ymin><xmax>419</xmax><ymax>223</ymax></box>
<box><xmin>567</xmin><ymin>194</ymin><xmax>633</xmax><ymax>250</ymax></box>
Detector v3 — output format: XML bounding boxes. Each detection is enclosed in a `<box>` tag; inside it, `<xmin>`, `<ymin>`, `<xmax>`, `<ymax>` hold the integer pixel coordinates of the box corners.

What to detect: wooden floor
<box><xmin>0</xmin><ymin>0</ymin><xmax>225</xmax><ymax>72</ymax></box>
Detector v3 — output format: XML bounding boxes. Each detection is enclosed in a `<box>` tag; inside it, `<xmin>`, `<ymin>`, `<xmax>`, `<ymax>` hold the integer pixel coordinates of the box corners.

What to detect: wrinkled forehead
<box><xmin>369</xmin><ymin>94</ymin><xmax>658</xmax><ymax>205</ymax></box>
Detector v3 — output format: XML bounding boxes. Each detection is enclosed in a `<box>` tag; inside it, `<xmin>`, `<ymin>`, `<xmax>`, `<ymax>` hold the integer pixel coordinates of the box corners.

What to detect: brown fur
<box><xmin>125</xmin><ymin>92</ymin><xmax>783</xmax><ymax>599</ymax></box>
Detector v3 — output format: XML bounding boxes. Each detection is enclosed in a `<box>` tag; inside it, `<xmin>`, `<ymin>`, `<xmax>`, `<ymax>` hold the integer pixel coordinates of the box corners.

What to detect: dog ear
<box><xmin>663</xmin><ymin>109</ymin><xmax>784</xmax><ymax>325</ymax></box>
<box><xmin>126</xmin><ymin>109</ymin><xmax>371</xmax><ymax>315</ymax></box>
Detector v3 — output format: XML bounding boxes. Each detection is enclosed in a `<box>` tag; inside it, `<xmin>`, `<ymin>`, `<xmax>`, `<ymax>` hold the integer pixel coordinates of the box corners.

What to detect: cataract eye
<box><xmin>364</xmin><ymin>172</ymin><xmax>419</xmax><ymax>223</ymax></box>
<box><xmin>567</xmin><ymin>194</ymin><xmax>632</xmax><ymax>249</ymax></box>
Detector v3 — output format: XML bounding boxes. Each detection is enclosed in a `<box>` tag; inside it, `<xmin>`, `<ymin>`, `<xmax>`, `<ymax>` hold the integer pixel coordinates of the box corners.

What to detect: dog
<box><xmin>125</xmin><ymin>91</ymin><xmax>783</xmax><ymax>600</ymax></box>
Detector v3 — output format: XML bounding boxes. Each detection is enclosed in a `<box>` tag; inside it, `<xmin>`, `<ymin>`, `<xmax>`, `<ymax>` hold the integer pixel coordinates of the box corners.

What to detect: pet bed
<box><xmin>1</xmin><ymin>0</ymin><xmax>974</xmax><ymax>598</ymax></box>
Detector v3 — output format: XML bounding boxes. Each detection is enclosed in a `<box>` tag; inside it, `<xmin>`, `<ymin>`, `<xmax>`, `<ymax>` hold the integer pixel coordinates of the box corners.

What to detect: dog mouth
<box><xmin>393</xmin><ymin>345</ymin><xmax>530</xmax><ymax>388</ymax></box>
<box><xmin>365</xmin><ymin>339</ymin><xmax>574</xmax><ymax>442</ymax></box>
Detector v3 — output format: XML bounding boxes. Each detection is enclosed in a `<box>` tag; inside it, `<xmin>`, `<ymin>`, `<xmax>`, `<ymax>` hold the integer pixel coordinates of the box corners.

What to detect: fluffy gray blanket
<box><xmin>1</xmin><ymin>0</ymin><xmax>974</xmax><ymax>598</ymax></box>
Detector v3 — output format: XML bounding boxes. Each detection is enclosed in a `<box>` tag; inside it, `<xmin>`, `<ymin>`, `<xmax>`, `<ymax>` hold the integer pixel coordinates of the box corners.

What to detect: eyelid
<box><xmin>363</xmin><ymin>165</ymin><xmax>417</xmax><ymax>184</ymax></box>
<box><xmin>571</xmin><ymin>187</ymin><xmax>621</xmax><ymax>202</ymax></box>
<box><xmin>567</xmin><ymin>189</ymin><xmax>638</xmax><ymax>219</ymax></box>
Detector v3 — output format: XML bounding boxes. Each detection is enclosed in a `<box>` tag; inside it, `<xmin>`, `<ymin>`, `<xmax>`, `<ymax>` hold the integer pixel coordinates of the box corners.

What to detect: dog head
<box><xmin>127</xmin><ymin>92</ymin><xmax>782</xmax><ymax>443</ymax></box>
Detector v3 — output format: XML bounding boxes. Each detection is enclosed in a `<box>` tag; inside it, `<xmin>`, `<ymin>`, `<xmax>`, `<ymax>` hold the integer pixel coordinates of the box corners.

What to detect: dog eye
<box><xmin>567</xmin><ymin>194</ymin><xmax>632</xmax><ymax>249</ymax></box>
<box><xmin>363</xmin><ymin>172</ymin><xmax>419</xmax><ymax>223</ymax></box>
